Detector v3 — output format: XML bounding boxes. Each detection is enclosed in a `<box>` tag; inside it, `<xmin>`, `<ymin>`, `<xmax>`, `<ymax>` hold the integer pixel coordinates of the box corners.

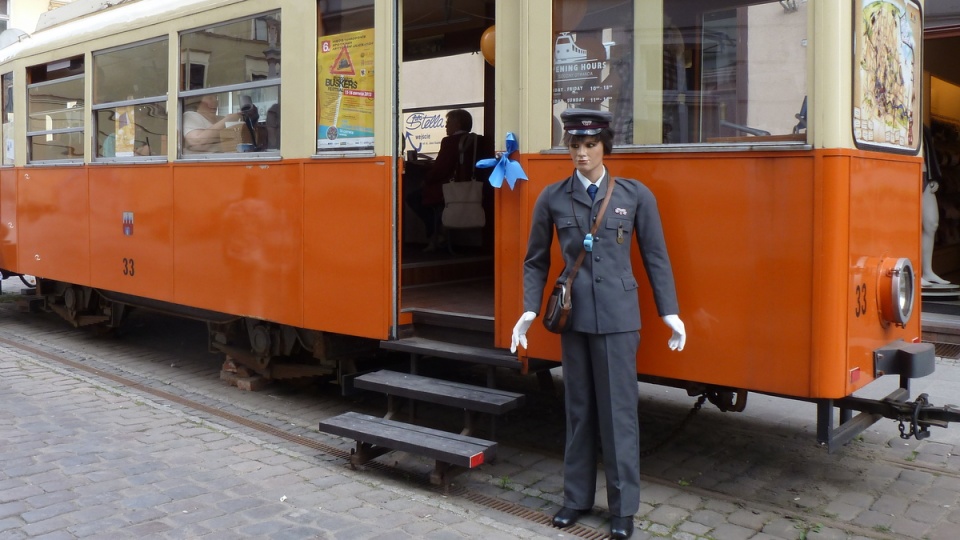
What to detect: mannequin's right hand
<box><xmin>510</xmin><ymin>311</ymin><xmax>537</xmax><ymax>353</ymax></box>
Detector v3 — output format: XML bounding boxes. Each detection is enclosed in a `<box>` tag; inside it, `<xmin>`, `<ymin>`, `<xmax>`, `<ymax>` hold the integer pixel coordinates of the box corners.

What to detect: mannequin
<box><xmin>922</xmin><ymin>126</ymin><xmax>950</xmax><ymax>286</ymax></box>
<box><xmin>511</xmin><ymin>108</ymin><xmax>686</xmax><ymax>540</ymax></box>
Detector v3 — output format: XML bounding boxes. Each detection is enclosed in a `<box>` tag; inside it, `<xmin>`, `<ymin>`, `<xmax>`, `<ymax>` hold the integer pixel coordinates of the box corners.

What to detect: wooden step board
<box><xmin>318</xmin><ymin>411</ymin><xmax>495</xmax><ymax>486</ymax></box>
<box><xmin>354</xmin><ymin>370</ymin><xmax>525</xmax><ymax>415</ymax></box>
<box><xmin>380</xmin><ymin>337</ymin><xmax>520</xmax><ymax>369</ymax></box>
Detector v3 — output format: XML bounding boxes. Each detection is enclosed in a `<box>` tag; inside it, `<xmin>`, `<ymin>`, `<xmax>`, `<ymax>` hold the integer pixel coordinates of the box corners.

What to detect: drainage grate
<box><xmin>931</xmin><ymin>341</ymin><xmax>960</xmax><ymax>359</ymax></box>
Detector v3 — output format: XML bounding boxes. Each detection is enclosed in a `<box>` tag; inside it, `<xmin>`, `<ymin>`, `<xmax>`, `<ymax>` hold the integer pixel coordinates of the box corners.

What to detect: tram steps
<box><xmin>319</xmin><ymin>370</ymin><xmax>525</xmax><ymax>487</ymax></box>
<box><xmin>380</xmin><ymin>336</ymin><xmax>519</xmax><ymax>370</ymax></box>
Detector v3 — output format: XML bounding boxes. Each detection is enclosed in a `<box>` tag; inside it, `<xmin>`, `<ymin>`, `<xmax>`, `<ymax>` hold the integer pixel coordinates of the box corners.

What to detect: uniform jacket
<box><xmin>523</xmin><ymin>172</ymin><xmax>679</xmax><ymax>334</ymax></box>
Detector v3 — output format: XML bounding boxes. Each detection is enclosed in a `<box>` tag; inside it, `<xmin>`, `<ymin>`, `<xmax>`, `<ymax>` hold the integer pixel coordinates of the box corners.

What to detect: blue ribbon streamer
<box><xmin>476</xmin><ymin>132</ymin><xmax>527</xmax><ymax>189</ymax></box>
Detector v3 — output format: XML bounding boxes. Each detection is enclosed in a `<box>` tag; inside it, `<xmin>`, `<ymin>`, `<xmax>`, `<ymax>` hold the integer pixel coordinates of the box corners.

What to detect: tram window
<box><xmin>93</xmin><ymin>39</ymin><xmax>169</xmax><ymax>160</ymax></box>
<box><xmin>179</xmin><ymin>11</ymin><xmax>281</xmax><ymax>156</ymax></box>
<box><xmin>27</xmin><ymin>57</ymin><xmax>84</xmax><ymax>163</ymax></box>
<box><xmin>316</xmin><ymin>0</ymin><xmax>375</xmax><ymax>153</ymax></box>
<box><xmin>2</xmin><ymin>72</ymin><xmax>11</xmax><ymax>165</ymax></box>
<box><xmin>551</xmin><ymin>0</ymin><xmax>808</xmax><ymax>147</ymax></box>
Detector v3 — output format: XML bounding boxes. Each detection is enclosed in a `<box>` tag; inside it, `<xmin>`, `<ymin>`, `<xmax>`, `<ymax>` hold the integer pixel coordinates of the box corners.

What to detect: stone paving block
<box><xmin>20</xmin><ymin>501</ymin><xmax>79</xmax><ymax>525</ymax></box>
<box><xmin>0</xmin><ymin>517</ymin><xmax>25</xmax><ymax>533</ymax></box>
<box><xmin>646</xmin><ymin>503</ymin><xmax>689</xmax><ymax>527</ymax></box>
<box><xmin>727</xmin><ymin>508</ymin><xmax>770</xmax><ymax>530</ymax></box>
<box><xmin>890</xmin><ymin>516</ymin><xmax>930</xmax><ymax>538</ymax></box>
<box><xmin>689</xmin><ymin>508</ymin><xmax>725</xmax><ymax>529</ymax></box>
<box><xmin>0</xmin><ymin>502</ymin><xmax>29</xmax><ymax>521</ymax></box>
<box><xmin>19</xmin><ymin>516</ymin><xmax>74</xmax><ymax>537</ymax></box>
<box><xmin>666</xmin><ymin>492</ymin><xmax>702</xmax><ymax>511</ymax></box>
<box><xmin>762</xmin><ymin>516</ymin><xmax>810</xmax><ymax>539</ymax></box>
<box><xmin>123</xmin><ymin>520</ymin><xmax>173</xmax><ymax>536</ymax></box>
<box><xmin>870</xmin><ymin>493</ymin><xmax>909</xmax><ymax>515</ymax></box>
<box><xmin>821</xmin><ymin>500</ymin><xmax>862</xmax><ymax>521</ymax></box>
<box><xmin>677</xmin><ymin>519</ymin><xmax>711</xmax><ymax>536</ymax></box>
<box><xmin>638</xmin><ymin>482</ymin><xmax>682</xmax><ymax>505</ymax></box>
<box><xmin>851</xmin><ymin>509</ymin><xmax>894</xmax><ymax>530</ymax></box>
<box><xmin>708</xmin><ymin>522</ymin><xmax>755</xmax><ymax>540</ymax></box>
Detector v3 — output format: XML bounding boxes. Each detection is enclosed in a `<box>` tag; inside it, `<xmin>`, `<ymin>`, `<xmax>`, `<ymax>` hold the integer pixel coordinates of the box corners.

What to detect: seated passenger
<box><xmin>183</xmin><ymin>94</ymin><xmax>241</xmax><ymax>153</ymax></box>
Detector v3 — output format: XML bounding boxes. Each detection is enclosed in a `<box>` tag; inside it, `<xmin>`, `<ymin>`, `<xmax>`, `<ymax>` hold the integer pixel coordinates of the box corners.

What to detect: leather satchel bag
<box><xmin>542</xmin><ymin>283</ymin><xmax>572</xmax><ymax>333</ymax></box>
<box><xmin>542</xmin><ymin>177</ymin><xmax>615</xmax><ymax>333</ymax></box>
<box><xmin>442</xmin><ymin>133</ymin><xmax>485</xmax><ymax>229</ymax></box>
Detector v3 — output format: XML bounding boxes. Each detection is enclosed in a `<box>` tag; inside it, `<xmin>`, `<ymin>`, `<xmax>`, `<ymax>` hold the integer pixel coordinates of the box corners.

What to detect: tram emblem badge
<box><xmin>122</xmin><ymin>212</ymin><xmax>134</xmax><ymax>236</ymax></box>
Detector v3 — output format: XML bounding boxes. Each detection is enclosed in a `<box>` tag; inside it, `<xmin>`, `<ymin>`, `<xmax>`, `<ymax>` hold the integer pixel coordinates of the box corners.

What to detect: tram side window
<box><xmin>551</xmin><ymin>0</ymin><xmax>808</xmax><ymax>147</ymax></box>
<box><xmin>179</xmin><ymin>11</ymin><xmax>281</xmax><ymax>156</ymax></box>
<box><xmin>93</xmin><ymin>38</ymin><xmax>169</xmax><ymax>160</ymax></box>
<box><xmin>316</xmin><ymin>1</ymin><xmax>375</xmax><ymax>153</ymax></box>
<box><xmin>27</xmin><ymin>57</ymin><xmax>84</xmax><ymax>162</ymax></box>
<box><xmin>2</xmin><ymin>72</ymin><xmax>11</xmax><ymax>165</ymax></box>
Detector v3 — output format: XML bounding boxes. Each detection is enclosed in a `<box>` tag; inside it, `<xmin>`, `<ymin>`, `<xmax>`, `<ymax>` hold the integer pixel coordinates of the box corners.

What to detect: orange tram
<box><xmin>0</xmin><ymin>0</ymin><xmax>958</xmax><ymax>459</ymax></box>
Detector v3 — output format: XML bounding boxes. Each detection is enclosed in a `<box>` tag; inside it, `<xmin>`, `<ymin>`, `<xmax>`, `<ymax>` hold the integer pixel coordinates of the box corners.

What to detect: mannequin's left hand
<box><xmin>662</xmin><ymin>314</ymin><xmax>686</xmax><ymax>351</ymax></box>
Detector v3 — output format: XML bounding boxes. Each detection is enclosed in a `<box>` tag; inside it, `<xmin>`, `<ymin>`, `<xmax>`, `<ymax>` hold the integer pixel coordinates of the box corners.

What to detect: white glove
<box><xmin>662</xmin><ymin>314</ymin><xmax>686</xmax><ymax>351</ymax></box>
<box><xmin>511</xmin><ymin>311</ymin><xmax>536</xmax><ymax>353</ymax></box>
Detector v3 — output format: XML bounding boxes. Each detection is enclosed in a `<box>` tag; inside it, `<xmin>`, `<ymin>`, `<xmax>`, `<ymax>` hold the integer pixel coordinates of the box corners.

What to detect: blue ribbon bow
<box><xmin>476</xmin><ymin>132</ymin><xmax>527</xmax><ymax>189</ymax></box>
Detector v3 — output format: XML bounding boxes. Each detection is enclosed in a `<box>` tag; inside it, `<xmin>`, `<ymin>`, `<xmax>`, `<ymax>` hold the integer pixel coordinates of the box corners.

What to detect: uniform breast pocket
<box><xmin>555</xmin><ymin>215</ymin><xmax>586</xmax><ymax>230</ymax></box>
<box><xmin>606</xmin><ymin>218</ymin><xmax>633</xmax><ymax>243</ymax></box>
<box><xmin>621</xmin><ymin>275</ymin><xmax>639</xmax><ymax>291</ymax></box>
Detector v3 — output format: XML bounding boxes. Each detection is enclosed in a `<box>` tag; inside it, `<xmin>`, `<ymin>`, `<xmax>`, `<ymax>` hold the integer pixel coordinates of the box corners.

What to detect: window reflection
<box><xmin>2</xmin><ymin>72</ymin><xmax>11</xmax><ymax>165</ymax></box>
<box><xmin>94</xmin><ymin>39</ymin><xmax>169</xmax><ymax>159</ymax></box>
<box><xmin>179</xmin><ymin>11</ymin><xmax>280</xmax><ymax>156</ymax></box>
<box><xmin>27</xmin><ymin>58</ymin><xmax>84</xmax><ymax>162</ymax></box>
<box><xmin>551</xmin><ymin>0</ymin><xmax>808</xmax><ymax>146</ymax></box>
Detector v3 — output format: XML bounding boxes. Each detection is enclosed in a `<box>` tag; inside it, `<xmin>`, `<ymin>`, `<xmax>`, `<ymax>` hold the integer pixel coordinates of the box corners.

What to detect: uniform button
<box><xmin>595</xmin><ymin>277</ymin><xmax>602</xmax><ymax>283</ymax></box>
<box><xmin>594</xmin><ymin>256</ymin><xmax>601</xmax><ymax>262</ymax></box>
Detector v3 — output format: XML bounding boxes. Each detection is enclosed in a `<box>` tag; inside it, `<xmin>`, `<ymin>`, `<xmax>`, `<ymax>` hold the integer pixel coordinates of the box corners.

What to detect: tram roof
<box><xmin>0</xmin><ymin>0</ymin><xmax>240</xmax><ymax>64</ymax></box>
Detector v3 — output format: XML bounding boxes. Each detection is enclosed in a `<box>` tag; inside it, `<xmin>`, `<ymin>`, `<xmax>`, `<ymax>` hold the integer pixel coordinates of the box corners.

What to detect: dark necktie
<box><xmin>587</xmin><ymin>184</ymin><xmax>598</xmax><ymax>201</ymax></box>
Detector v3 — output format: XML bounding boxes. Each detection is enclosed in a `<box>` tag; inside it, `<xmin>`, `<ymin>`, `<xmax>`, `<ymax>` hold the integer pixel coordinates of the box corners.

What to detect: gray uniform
<box><xmin>522</xmin><ymin>172</ymin><xmax>679</xmax><ymax>517</ymax></box>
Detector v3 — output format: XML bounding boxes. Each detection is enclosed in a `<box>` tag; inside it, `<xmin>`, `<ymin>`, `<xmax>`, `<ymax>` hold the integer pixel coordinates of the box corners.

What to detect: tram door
<box><xmin>398</xmin><ymin>1</ymin><xmax>496</xmax><ymax>326</ymax></box>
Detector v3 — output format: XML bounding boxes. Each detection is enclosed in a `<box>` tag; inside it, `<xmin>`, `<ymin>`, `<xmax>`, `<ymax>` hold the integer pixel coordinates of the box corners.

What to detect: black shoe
<box><xmin>609</xmin><ymin>515</ymin><xmax>634</xmax><ymax>539</ymax></box>
<box><xmin>551</xmin><ymin>507</ymin><xmax>585</xmax><ymax>528</ymax></box>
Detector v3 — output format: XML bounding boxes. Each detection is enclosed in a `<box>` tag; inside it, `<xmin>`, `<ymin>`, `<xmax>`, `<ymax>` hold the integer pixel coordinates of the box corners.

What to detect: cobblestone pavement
<box><xmin>1</xmin><ymin>279</ymin><xmax>960</xmax><ymax>539</ymax></box>
<box><xmin>0</xmin><ymin>343</ymin><xmax>561</xmax><ymax>539</ymax></box>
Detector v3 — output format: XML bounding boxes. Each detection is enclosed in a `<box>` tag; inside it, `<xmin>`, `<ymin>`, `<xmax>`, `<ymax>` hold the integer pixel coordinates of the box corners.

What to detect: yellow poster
<box><xmin>317</xmin><ymin>29</ymin><xmax>375</xmax><ymax>149</ymax></box>
<box><xmin>115</xmin><ymin>105</ymin><xmax>136</xmax><ymax>157</ymax></box>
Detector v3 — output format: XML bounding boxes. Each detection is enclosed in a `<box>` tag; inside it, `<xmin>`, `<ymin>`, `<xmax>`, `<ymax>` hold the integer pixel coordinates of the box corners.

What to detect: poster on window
<box><xmin>115</xmin><ymin>105</ymin><xmax>136</xmax><ymax>157</ymax></box>
<box><xmin>853</xmin><ymin>0</ymin><xmax>922</xmax><ymax>153</ymax></box>
<box><xmin>317</xmin><ymin>29</ymin><xmax>375</xmax><ymax>149</ymax></box>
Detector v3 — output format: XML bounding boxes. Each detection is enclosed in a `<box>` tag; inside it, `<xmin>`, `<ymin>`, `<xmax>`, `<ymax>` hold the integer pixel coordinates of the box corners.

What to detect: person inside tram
<box><xmin>510</xmin><ymin>108</ymin><xmax>687</xmax><ymax>540</ymax></box>
<box><xmin>182</xmin><ymin>94</ymin><xmax>242</xmax><ymax>153</ymax></box>
<box><xmin>406</xmin><ymin>108</ymin><xmax>492</xmax><ymax>252</ymax></box>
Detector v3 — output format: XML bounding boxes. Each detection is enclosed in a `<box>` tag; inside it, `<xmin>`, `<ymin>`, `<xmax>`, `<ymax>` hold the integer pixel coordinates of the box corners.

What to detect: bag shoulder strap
<box><xmin>562</xmin><ymin>176</ymin><xmax>616</xmax><ymax>296</ymax></box>
<box><xmin>457</xmin><ymin>133</ymin><xmax>479</xmax><ymax>182</ymax></box>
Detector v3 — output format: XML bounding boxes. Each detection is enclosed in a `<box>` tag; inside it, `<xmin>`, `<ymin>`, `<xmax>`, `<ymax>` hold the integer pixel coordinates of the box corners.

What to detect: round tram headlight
<box><xmin>878</xmin><ymin>257</ymin><xmax>915</xmax><ymax>327</ymax></box>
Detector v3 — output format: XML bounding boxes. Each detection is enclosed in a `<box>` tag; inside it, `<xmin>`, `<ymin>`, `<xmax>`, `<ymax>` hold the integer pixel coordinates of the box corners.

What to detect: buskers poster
<box><xmin>317</xmin><ymin>29</ymin><xmax>375</xmax><ymax>149</ymax></box>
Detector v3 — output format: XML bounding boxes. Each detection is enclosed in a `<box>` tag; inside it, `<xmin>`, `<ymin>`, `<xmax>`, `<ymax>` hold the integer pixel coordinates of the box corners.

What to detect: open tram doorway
<box><xmin>398</xmin><ymin>1</ymin><xmax>496</xmax><ymax>336</ymax></box>
<box><xmin>921</xmin><ymin>2</ymin><xmax>960</xmax><ymax>320</ymax></box>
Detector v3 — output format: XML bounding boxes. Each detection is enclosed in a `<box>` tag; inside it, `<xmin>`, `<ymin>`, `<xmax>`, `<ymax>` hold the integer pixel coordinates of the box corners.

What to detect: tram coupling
<box><xmin>891</xmin><ymin>393</ymin><xmax>960</xmax><ymax>441</ymax></box>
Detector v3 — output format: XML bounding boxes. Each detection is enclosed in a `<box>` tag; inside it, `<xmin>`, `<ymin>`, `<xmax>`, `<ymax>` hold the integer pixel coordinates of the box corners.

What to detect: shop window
<box><xmin>551</xmin><ymin>0</ymin><xmax>808</xmax><ymax>147</ymax></box>
<box><xmin>179</xmin><ymin>11</ymin><xmax>281</xmax><ymax>156</ymax></box>
<box><xmin>93</xmin><ymin>38</ymin><xmax>169</xmax><ymax>160</ymax></box>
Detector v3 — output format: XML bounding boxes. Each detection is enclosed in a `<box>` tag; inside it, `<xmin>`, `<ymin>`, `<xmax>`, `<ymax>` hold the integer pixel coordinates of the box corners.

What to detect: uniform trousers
<box><xmin>559</xmin><ymin>330</ymin><xmax>641</xmax><ymax>517</ymax></box>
